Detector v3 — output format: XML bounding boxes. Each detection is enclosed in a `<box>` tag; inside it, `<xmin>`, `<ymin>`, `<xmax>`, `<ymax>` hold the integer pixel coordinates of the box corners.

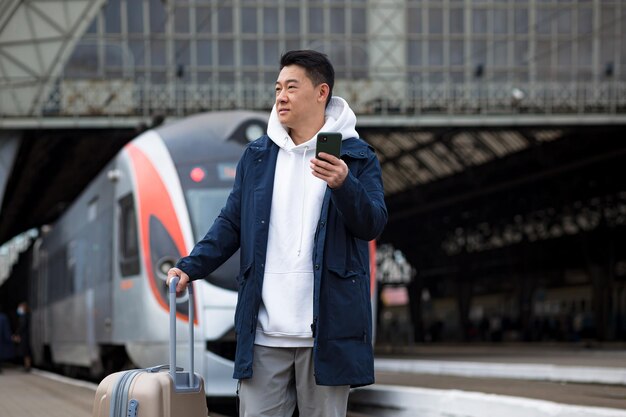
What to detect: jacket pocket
<box><xmin>325</xmin><ymin>266</ymin><xmax>368</xmax><ymax>340</ymax></box>
<box><xmin>234</xmin><ymin>264</ymin><xmax>252</xmax><ymax>333</ymax></box>
<box><xmin>236</xmin><ymin>263</ymin><xmax>252</xmax><ymax>287</ymax></box>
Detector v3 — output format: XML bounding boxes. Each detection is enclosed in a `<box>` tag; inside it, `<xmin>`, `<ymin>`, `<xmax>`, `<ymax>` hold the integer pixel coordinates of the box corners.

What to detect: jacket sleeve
<box><xmin>330</xmin><ymin>146</ymin><xmax>387</xmax><ymax>241</ymax></box>
<box><xmin>175</xmin><ymin>150</ymin><xmax>247</xmax><ymax>280</ymax></box>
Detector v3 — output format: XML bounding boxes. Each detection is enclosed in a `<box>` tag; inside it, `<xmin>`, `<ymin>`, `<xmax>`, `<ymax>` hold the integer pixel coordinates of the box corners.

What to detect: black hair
<box><xmin>280</xmin><ymin>50</ymin><xmax>335</xmax><ymax>107</ymax></box>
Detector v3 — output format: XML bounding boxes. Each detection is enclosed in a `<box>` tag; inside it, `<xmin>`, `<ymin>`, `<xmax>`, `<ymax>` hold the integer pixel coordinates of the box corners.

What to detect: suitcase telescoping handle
<box><xmin>168</xmin><ymin>276</ymin><xmax>197</xmax><ymax>390</ymax></box>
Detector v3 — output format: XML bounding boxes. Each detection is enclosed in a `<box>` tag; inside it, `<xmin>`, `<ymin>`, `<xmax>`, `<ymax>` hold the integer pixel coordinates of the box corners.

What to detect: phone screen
<box><xmin>316</xmin><ymin>132</ymin><xmax>342</xmax><ymax>160</ymax></box>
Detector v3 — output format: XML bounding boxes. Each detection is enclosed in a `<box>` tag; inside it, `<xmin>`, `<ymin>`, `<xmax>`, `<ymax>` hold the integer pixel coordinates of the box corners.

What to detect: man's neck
<box><xmin>289</xmin><ymin>116</ymin><xmax>325</xmax><ymax>146</ymax></box>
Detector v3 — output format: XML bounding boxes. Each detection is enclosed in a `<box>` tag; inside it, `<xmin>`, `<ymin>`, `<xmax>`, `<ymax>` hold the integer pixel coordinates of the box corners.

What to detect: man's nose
<box><xmin>276</xmin><ymin>89</ymin><xmax>287</xmax><ymax>102</ymax></box>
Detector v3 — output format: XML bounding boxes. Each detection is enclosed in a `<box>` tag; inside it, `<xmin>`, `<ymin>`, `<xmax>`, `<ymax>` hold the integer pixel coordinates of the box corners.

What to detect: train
<box><xmin>25</xmin><ymin>110</ymin><xmax>377</xmax><ymax>398</ymax></box>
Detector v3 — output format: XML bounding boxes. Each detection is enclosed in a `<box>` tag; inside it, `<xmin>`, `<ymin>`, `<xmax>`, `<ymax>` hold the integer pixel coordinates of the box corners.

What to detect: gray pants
<box><xmin>238</xmin><ymin>345</ymin><xmax>350</xmax><ymax>417</ymax></box>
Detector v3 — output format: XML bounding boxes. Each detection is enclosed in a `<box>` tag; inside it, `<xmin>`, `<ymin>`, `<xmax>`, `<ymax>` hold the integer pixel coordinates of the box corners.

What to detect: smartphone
<box><xmin>316</xmin><ymin>132</ymin><xmax>342</xmax><ymax>160</ymax></box>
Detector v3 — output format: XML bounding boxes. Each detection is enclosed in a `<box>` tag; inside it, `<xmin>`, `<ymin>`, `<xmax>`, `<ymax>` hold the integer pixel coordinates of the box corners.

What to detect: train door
<box><xmin>111</xmin><ymin>156</ymin><xmax>144</xmax><ymax>346</ymax></box>
<box><xmin>30</xmin><ymin>238</ymin><xmax>48</xmax><ymax>366</ymax></box>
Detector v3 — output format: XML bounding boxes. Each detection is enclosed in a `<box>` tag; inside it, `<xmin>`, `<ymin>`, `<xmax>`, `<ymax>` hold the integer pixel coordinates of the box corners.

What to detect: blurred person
<box><xmin>0</xmin><ymin>305</ymin><xmax>14</xmax><ymax>373</ymax></box>
<box><xmin>13</xmin><ymin>302</ymin><xmax>31</xmax><ymax>372</ymax></box>
<box><xmin>167</xmin><ymin>49</ymin><xmax>387</xmax><ymax>417</ymax></box>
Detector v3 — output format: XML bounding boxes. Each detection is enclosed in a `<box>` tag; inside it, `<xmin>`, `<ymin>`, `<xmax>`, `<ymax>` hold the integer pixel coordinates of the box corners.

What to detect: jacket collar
<box><xmin>340</xmin><ymin>137</ymin><xmax>371</xmax><ymax>159</ymax></box>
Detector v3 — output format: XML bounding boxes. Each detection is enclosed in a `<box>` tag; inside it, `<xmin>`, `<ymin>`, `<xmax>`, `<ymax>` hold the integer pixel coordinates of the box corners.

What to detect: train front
<box><xmin>127</xmin><ymin>111</ymin><xmax>267</xmax><ymax>397</ymax></box>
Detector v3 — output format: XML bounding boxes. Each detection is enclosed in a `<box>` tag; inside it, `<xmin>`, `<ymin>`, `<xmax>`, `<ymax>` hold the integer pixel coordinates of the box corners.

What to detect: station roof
<box><xmin>374</xmin><ymin>125</ymin><xmax>626</xmax><ymax>283</ymax></box>
<box><xmin>0</xmin><ymin>127</ymin><xmax>135</xmax><ymax>245</ymax></box>
<box><xmin>364</xmin><ymin>127</ymin><xmax>562</xmax><ymax>195</ymax></box>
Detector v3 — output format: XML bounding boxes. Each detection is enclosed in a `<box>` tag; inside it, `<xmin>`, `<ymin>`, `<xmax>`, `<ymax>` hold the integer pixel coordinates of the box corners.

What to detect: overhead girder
<box><xmin>381</xmin><ymin>129</ymin><xmax>626</xmax><ymax>278</ymax></box>
<box><xmin>0</xmin><ymin>0</ymin><xmax>106</xmax><ymax>116</ymax></box>
<box><xmin>0</xmin><ymin>131</ymin><xmax>20</xmax><ymax>210</ymax></box>
<box><xmin>0</xmin><ymin>126</ymin><xmax>135</xmax><ymax>246</ymax></box>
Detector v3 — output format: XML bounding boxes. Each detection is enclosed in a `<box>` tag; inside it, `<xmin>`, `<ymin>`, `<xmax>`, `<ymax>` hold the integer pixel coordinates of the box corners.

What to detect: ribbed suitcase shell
<box><xmin>92</xmin><ymin>369</ymin><xmax>207</xmax><ymax>417</ymax></box>
<box><xmin>92</xmin><ymin>277</ymin><xmax>208</xmax><ymax>417</ymax></box>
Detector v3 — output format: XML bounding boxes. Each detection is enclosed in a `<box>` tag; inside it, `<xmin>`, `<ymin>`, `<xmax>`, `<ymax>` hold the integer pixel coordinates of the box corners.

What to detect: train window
<box><xmin>88</xmin><ymin>197</ymin><xmax>98</xmax><ymax>222</ymax></box>
<box><xmin>118</xmin><ymin>194</ymin><xmax>139</xmax><ymax>276</ymax></box>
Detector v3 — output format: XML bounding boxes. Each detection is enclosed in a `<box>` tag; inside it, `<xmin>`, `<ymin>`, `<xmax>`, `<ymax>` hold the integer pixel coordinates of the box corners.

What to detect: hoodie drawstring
<box><xmin>297</xmin><ymin>146</ymin><xmax>309</xmax><ymax>256</ymax></box>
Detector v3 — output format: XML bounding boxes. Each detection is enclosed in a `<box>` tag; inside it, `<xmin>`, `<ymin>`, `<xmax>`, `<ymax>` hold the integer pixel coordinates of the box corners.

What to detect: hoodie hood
<box><xmin>267</xmin><ymin>96</ymin><xmax>359</xmax><ymax>151</ymax></box>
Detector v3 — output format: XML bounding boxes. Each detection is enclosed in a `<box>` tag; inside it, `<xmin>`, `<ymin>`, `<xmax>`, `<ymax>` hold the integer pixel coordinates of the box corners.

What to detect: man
<box><xmin>167</xmin><ymin>50</ymin><xmax>387</xmax><ymax>417</ymax></box>
<box><xmin>13</xmin><ymin>302</ymin><xmax>31</xmax><ymax>372</ymax></box>
<box><xmin>0</xmin><ymin>305</ymin><xmax>14</xmax><ymax>373</ymax></box>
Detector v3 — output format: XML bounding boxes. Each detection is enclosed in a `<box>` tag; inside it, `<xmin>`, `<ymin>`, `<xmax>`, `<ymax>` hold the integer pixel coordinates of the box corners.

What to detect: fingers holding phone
<box><xmin>312</xmin><ymin>132</ymin><xmax>347</xmax><ymax>188</ymax></box>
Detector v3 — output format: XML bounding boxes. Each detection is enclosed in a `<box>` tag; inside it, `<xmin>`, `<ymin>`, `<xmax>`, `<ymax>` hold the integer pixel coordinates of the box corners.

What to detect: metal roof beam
<box><xmin>0</xmin><ymin>0</ymin><xmax>106</xmax><ymax>116</ymax></box>
<box><xmin>1</xmin><ymin>113</ymin><xmax>625</xmax><ymax>130</ymax></box>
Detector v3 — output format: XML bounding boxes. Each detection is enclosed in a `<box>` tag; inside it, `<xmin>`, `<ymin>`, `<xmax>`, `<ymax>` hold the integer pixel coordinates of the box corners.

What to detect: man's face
<box><xmin>275</xmin><ymin>65</ymin><xmax>326</xmax><ymax>130</ymax></box>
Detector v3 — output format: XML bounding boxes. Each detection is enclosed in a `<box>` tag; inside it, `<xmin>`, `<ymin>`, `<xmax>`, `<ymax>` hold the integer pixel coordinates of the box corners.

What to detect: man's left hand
<box><xmin>311</xmin><ymin>153</ymin><xmax>348</xmax><ymax>189</ymax></box>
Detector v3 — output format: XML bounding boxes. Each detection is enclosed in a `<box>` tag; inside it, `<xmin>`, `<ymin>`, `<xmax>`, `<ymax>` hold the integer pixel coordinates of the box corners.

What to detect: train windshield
<box><xmin>185</xmin><ymin>188</ymin><xmax>231</xmax><ymax>241</ymax></box>
<box><xmin>184</xmin><ymin>187</ymin><xmax>240</xmax><ymax>291</ymax></box>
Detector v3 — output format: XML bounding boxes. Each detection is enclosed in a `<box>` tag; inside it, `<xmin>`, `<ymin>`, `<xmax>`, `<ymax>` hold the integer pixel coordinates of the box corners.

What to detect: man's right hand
<box><xmin>167</xmin><ymin>267</ymin><xmax>190</xmax><ymax>295</ymax></box>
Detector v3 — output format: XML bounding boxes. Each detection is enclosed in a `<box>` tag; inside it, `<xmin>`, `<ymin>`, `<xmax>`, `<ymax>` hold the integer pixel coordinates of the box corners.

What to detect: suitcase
<box><xmin>92</xmin><ymin>277</ymin><xmax>208</xmax><ymax>417</ymax></box>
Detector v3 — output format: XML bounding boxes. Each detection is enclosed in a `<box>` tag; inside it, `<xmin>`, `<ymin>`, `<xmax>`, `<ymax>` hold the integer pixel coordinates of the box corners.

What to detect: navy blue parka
<box><xmin>176</xmin><ymin>134</ymin><xmax>387</xmax><ymax>386</ymax></box>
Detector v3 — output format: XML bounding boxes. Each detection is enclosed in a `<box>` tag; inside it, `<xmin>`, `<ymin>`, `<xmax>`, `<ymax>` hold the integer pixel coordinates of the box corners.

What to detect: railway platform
<box><xmin>0</xmin><ymin>367</ymin><xmax>229</xmax><ymax>417</ymax></box>
<box><xmin>0</xmin><ymin>344</ymin><xmax>624</xmax><ymax>417</ymax></box>
<box><xmin>367</xmin><ymin>343</ymin><xmax>626</xmax><ymax>414</ymax></box>
<box><xmin>0</xmin><ymin>367</ymin><xmax>96</xmax><ymax>417</ymax></box>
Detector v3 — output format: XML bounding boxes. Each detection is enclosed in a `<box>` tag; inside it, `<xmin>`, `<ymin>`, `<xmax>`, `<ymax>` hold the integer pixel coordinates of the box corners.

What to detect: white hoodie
<box><xmin>255</xmin><ymin>97</ymin><xmax>359</xmax><ymax>347</ymax></box>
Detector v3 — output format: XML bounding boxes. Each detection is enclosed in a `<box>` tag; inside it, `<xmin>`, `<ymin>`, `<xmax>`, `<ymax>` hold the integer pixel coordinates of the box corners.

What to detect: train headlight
<box><xmin>245</xmin><ymin>124</ymin><xmax>264</xmax><ymax>142</ymax></box>
<box><xmin>158</xmin><ymin>258</ymin><xmax>175</xmax><ymax>276</ymax></box>
<box><xmin>227</xmin><ymin>118</ymin><xmax>267</xmax><ymax>145</ymax></box>
<box><xmin>189</xmin><ymin>167</ymin><xmax>205</xmax><ymax>183</ymax></box>
<box><xmin>149</xmin><ymin>216</ymin><xmax>189</xmax><ymax>314</ymax></box>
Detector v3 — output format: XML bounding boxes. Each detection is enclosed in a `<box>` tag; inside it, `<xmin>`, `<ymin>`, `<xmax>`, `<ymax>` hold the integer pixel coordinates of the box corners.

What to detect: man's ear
<box><xmin>318</xmin><ymin>83</ymin><xmax>330</xmax><ymax>104</ymax></box>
